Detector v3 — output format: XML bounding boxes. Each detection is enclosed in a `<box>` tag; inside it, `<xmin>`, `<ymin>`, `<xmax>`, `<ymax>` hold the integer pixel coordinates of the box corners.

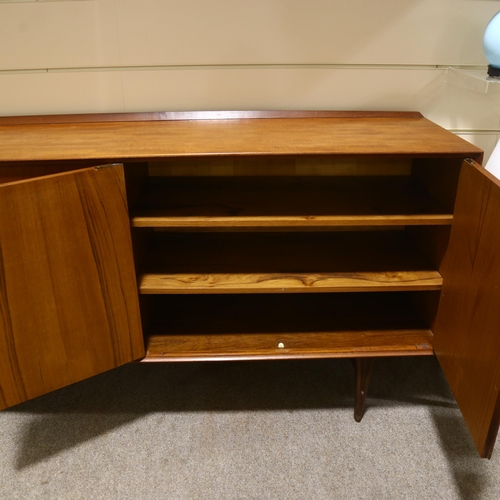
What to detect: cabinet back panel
<box><xmin>411</xmin><ymin>158</ymin><xmax>463</xmax><ymax>213</ymax></box>
<box><xmin>149</xmin><ymin>156</ymin><xmax>412</xmax><ymax>177</ymax></box>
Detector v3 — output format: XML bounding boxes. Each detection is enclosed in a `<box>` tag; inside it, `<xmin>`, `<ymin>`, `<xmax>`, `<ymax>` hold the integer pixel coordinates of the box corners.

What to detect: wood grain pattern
<box><xmin>143</xmin><ymin>294</ymin><xmax>434</xmax><ymax>361</ymax></box>
<box><xmin>138</xmin><ymin>231</ymin><xmax>442</xmax><ymax>294</ymax></box>
<box><xmin>0</xmin><ymin>114</ymin><xmax>482</xmax><ymax>163</ymax></box>
<box><xmin>131</xmin><ymin>176</ymin><xmax>452</xmax><ymax>228</ymax></box>
<box><xmin>145</xmin><ymin>332</ymin><xmax>434</xmax><ymax>361</ymax></box>
<box><xmin>0</xmin><ymin>165</ymin><xmax>144</xmax><ymax>410</ymax></box>
<box><xmin>134</xmin><ymin>216</ymin><xmax>451</xmax><ymax>229</ymax></box>
<box><xmin>434</xmin><ymin>159</ymin><xmax>500</xmax><ymax>458</ymax></box>
<box><xmin>140</xmin><ymin>272</ymin><xmax>442</xmax><ymax>294</ymax></box>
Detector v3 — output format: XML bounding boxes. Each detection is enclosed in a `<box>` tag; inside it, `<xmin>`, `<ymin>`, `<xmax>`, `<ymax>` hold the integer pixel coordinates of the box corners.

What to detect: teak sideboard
<box><xmin>1</xmin><ymin>110</ymin><xmax>499</xmax><ymax>458</ymax></box>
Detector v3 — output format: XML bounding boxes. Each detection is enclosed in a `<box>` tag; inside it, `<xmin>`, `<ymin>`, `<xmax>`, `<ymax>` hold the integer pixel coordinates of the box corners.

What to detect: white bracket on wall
<box><xmin>445</xmin><ymin>67</ymin><xmax>500</xmax><ymax>95</ymax></box>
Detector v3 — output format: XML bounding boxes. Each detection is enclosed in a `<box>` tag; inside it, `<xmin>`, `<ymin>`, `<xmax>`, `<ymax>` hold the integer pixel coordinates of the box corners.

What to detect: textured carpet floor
<box><xmin>1</xmin><ymin>357</ymin><xmax>499</xmax><ymax>499</ymax></box>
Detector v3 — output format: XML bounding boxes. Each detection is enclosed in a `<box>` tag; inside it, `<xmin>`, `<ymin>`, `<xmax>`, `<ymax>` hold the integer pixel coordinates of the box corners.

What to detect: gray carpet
<box><xmin>1</xmin><ymin>357</ymin><xmax>499</xmax><ymax>499</ymax></box>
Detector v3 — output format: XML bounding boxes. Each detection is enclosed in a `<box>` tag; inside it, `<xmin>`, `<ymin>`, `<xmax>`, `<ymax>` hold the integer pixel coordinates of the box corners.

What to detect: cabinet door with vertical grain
<box><xmin>434</xmin><ymin>159</ymin><xmax>500</xmax><ymax>458</ymax></box>
<box><xmin>0</xmin><ymin>164</ymin><xmax>144</xmax><ymax>410</ymax></box>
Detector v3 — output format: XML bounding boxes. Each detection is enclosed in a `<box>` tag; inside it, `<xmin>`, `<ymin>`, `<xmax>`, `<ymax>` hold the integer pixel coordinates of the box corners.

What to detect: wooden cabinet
<box><xmin>0</xmin><ymin>111</ymin><xmax>498</xmax><ymax>458</ymax></box>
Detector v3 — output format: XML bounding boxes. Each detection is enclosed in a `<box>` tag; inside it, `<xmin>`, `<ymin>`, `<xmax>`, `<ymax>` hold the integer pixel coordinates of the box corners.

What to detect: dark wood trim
<box><xmin>0</xmin><ymin>110</ymin><xmax>424</xmax><ymax>126</ymax></box>
<box><xmin>354</xmin><ymin>358</ymin><xmax>376</xmax><ymax>422</ymax></box>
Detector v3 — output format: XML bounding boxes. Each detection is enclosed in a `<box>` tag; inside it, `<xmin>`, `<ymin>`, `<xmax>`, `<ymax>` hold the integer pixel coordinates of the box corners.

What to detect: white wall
<box><xmin>1</xmin><ymin>0</ymin><xmax>499</xmax><ymax>160</ymax></box>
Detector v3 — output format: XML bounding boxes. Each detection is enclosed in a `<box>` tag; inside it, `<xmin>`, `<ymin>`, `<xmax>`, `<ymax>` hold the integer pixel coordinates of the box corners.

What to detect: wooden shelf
<box><xmin>138</xmin><ymin>231</ymin><xmax>443</xmax><ymax>294</ymax></box>
<box><xmin>143</xmin><ymin>294</ymin><xmax>434</xmax><ymax>361</ymax></box>
<box><xmin>131</xmin><ymin>176</ymin><xmax>452</xmax><ymax>228</ymax></box>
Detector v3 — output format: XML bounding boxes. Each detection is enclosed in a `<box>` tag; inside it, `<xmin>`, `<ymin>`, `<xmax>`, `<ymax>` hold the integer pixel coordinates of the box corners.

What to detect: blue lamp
<box><xmin>484</xmin><ymin>11</ymin><xmax>500</xmax><ymax>77</ymax></box>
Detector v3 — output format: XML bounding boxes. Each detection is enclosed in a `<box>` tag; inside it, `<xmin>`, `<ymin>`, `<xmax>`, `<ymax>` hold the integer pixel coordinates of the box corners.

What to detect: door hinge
<box><xmin>94</xmin><ymin>163</ymin><xmax>123</xmax><ymax>170</ymax></box>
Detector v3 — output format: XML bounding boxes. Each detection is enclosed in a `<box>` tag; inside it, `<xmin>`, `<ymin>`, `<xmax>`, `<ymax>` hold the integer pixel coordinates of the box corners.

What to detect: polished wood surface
<box><xmin>0</xmin><ymin>110</ymin><xmax>425</xmax><ymax>125</ymax></box>
<box><xmin>143</xmin><ymin>294</ymin><xmax>434</xmax><ymax>361</ymax></box>
<box><xmin>434</xmin><ymin>159</ymin><xmax>500</xmax><ymax>459</ymax></box>
<box><xmin>0</xmin><ymin>113</ymin><xmax>482</xmax><ymax>162</ymax></box>
<box><xmin>0</xmin><ymin>165</ymin><xmax>144</xmax><ymax>410</ymax></box>
<box><xmin>138</xmin><ymin>231</ymin><xmax>443</xmax><ymax>294</ymax></box>
<box><xmin>132</xmin><ymin>176</ymin><xmax>452</xmax><ymax>228</ymax></box>
<box><xmin>145</xmin><ymin>331</ymin><xmax>434</xmax><ymax>361</ymax></box>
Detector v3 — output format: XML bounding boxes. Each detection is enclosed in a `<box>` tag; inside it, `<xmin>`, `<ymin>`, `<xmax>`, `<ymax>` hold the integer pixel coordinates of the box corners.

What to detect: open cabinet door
<box><xmin>434</xmin><ymin>158</ymin><xmax>500</xmax><ymax>458</ymax></box>
<box><xmin>0</xmin><ymin>164</ymin><xmax>144</xmax><ymax>410</ymax></box>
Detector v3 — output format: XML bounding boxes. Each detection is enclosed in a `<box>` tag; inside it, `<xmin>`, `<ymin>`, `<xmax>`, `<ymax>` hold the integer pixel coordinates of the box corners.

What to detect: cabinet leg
<box><xmin>353</xmin><ymin>357</ymin><xmax>375</xmax><ymax>423</ymax></box>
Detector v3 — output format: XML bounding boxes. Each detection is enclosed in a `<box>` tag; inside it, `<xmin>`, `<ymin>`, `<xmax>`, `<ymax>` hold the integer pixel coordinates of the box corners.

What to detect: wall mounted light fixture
<box><xmin>484</xmin><ymin>11</ymin><xmax>500</xmax><ymax>77</ymax></box>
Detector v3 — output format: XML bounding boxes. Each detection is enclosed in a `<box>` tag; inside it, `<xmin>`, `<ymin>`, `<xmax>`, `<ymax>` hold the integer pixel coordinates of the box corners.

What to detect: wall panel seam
<box><xmin>453</xmin><ymin>130</ymin><xmax>500</xmax><ymax>135</ymax></box>
<box><xmin>0</xmin><ymin>63</ymin><xmax>487</xmax><ymax>75</ymax></box>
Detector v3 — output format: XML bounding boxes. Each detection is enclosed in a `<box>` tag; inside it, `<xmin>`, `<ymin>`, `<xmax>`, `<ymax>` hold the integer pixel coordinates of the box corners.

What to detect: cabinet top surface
<box><xmin>0</xmin><ymin>111</ymin><xmax>482</xmax><ymax>162</ymax></box>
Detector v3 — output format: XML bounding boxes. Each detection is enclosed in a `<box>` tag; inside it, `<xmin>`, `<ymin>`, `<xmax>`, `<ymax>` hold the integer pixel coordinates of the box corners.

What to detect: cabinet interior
<box><xmin>123</xmin><ymin>154</ymin><xmax>463</xmax><ymax>361</ymax></box>
<box><xmin>0</xmin><ymin>154</ymin><xmax>461</xmax><ymax>362</ymax></box>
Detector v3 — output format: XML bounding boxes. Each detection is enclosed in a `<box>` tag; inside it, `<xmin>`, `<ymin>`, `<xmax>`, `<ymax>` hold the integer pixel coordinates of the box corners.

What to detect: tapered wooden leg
<box><xmin>354</xmin><ymin>357</ymin><xmax>375</xmax><ymax>423</ymax></box>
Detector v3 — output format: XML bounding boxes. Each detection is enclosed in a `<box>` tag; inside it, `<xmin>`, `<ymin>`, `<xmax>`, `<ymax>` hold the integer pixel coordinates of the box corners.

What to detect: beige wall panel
<box><xmin>456</xmin><ymin>134</ymin><xmax>498</xmax><ymax>166</ymax></box>
<box><xmin>0</xmin><ymin>72</ymin><xmax>124</xmax><ymax>116</ymax></box>
<box><xmin>114</xmin><ymin>0</ymin><xmax>495</xmax><ymax>66</ymax></box>
<box><xmin>120</xmin><ymin>67</ymin><xmax>443</xmax><ymax>113</ymax></box>
<box><xmin>0</xmin><ymin>0</ymin><xmax>496</xmax><ymax>71</ymax></box>
<box><xmin>0</xmin><ymin>1</ymin><xmax>120</xmax><ymax>70</ymax></box>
